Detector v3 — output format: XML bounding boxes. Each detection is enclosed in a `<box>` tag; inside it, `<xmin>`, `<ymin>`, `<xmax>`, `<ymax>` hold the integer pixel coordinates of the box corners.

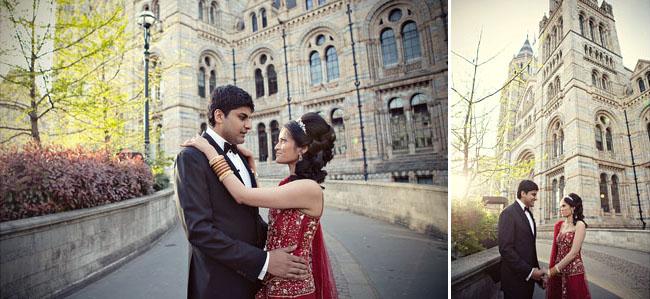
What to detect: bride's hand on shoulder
<box><xmin>181</xmin><ymin>135</ymin><xmax>218</xmax><ymax>159</ymax></box>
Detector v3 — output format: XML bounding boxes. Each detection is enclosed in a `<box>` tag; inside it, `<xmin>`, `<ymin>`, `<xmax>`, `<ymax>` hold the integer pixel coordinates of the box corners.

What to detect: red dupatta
<box><xmin>546</xmin><ymin>221</ymin><xmax>563</xmax><ymax>298</ymax></box>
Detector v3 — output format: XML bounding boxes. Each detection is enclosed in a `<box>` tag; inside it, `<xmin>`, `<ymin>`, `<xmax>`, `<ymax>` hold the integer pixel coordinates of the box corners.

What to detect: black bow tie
<box><xmin>223</xmin><ymin>142</ymin><xmax>239</xmax><ymax>155</ymax></box>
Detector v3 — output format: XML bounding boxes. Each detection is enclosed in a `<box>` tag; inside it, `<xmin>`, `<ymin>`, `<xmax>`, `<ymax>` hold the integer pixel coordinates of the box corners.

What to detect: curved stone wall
<box><xmin>260</xmin><ymin>179</ymin><xmax>448</xmax><ymax>238</ymax></box>
<box><xmin>0</xmin><ymin>189</ymin><xmax>176</xmax><ymax>299</ymax></box>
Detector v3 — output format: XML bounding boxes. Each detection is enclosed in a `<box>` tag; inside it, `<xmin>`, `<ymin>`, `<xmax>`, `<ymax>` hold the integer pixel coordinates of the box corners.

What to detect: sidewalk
<box><xmin>66</xmin><ymin>208</ymin><xmax>447</xmax><ymax>299</ymax></box>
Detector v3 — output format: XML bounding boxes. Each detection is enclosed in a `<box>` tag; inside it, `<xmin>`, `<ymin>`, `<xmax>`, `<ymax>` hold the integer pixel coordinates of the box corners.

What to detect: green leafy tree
<box><xmin>0</xmin><ymin>0</ymin><xmax>124</xmax><ymax>145</ymax></box>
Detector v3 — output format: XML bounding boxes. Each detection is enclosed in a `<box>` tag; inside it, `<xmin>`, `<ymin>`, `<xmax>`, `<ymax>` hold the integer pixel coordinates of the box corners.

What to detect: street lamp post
<box><xmin>137</xmin><ymin>10</ymin><xmax>157</xmax><ymax>162</ymax></box>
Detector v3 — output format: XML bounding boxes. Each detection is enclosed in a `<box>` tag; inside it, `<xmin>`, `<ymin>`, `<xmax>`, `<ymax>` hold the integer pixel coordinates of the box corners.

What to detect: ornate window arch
<box><xmin>389</xmin><ymin>98</ymin><xmax>408</xmax><ymax>150</ymax></box>
<box><xmin>588</xmin><ymin>18</ymin><xmax>595</xmax><ymax>41</ymax></box>
<box><xmin>304</xmin><ymin>32</ymin><xmax>340</xmax><ymax>85</ymax></box>
<box><xmin>549</xmin><ymin>119</ymin><xmax>564</xmax><ymax>158</ymax></box>
<box><xmin>411</xmin><ymin>93</ymin><xmax>432</xmax><ymax>148</ymax></box>
<box><xmin>331</xmin><ymin>108</ymin><xmax>346</xmax><ymax>155</ymax></box>
<box><xmin>595</xmin><ymin>114</ymin><xmax>614</xmax><ymax>152</ymax></box>
<box><xmin>198</xmin><ymin>53</ymin><xmax>219</xmax><ymax>98</ymax></box>
<box><xmin>250</xmin><ymin>52</ymin><xmax>275</xmax><ymax>98</ymax></box>
<box><xmin>591</xmin><ymin>69</ymin><xmax>600</xmax><ymax>87</ymax></box>
<box><xmin>601</xmin><ymin>74</ymin><xmax>609</xmax><ymax>91</ymax></box>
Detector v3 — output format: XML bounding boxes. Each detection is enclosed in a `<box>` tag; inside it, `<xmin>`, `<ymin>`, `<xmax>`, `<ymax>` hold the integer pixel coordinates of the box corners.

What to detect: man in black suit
<box><xmin>174</xmin><ymin>85</ymin><xmax>308</xmax><ymax>299</ymax></box>
<box><xmin>498</xmin><ymin>179</ymin><xmax>546</xmax><ymax>299</ymax></box>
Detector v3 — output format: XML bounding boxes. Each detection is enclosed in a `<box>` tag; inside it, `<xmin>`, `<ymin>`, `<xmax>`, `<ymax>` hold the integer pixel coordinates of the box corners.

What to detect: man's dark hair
<box><xmin>208</xmin><ymin>85</ymin><xmax>254</xmax><ymax>126</ymax></box>
<box><xmin>517</xmin><ymin>179</ymin><xmax>539</xmax><ymax>199</ymax></box>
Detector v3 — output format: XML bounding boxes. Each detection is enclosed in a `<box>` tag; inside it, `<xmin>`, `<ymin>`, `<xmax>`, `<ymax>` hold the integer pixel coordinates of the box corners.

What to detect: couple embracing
<box><xmin>174</xmin><ymin>85</ymin><xmax>338</xmax><ymax>298</ymax></box>
<box><xmin>498</xmin><ymin>180</ymin><xmax>591</xmax><ymax>299</ymax></box>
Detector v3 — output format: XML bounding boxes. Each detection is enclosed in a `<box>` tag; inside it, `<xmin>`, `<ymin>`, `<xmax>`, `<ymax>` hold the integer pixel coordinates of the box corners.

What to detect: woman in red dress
<box><xmin>183</xmin><ymin>112</ymin><xmax>338</xmax><ymax>299</ymax></box>
<box><xmin>546</xmin><ymin>193</ymin><xmax>591</xmax><ymax>299</ymax></box>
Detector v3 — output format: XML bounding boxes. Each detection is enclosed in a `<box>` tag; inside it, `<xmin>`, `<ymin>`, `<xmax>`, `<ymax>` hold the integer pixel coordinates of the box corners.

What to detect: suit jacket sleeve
<box><xmin>175</xmin><ymin>149</ymin><xmax>266</xmax><ymax>282</ymax></box>
<box><xmin>498</xmin><ymin>208</ymin><xmax>534</xmax><ymax>280</ymax></box>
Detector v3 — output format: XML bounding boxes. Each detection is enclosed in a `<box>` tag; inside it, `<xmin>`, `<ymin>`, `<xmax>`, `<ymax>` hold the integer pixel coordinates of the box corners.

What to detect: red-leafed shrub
<box><xmin>0</xmin><ymin>143</ymin><xmax>154</xmax><ymax>222</ymax></box>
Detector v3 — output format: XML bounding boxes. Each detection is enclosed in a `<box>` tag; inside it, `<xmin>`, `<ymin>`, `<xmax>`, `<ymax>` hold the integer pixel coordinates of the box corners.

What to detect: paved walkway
<box><xmin>532</xmin><ymin>239</ymin><xmax>649</xmax><ymax>299</ymax></box>
<box><xmin>66</xmin><ymin>208</ymin><xmax>447</xmax><ymax>299</ymax></box>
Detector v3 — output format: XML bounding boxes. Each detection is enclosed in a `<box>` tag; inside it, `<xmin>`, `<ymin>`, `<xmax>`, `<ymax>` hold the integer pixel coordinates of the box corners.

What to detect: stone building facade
<box><xmin>129</xmin><ymin>0</ymin><xmax>448</xmax><ymax>185</ymax></box>
<box><xmin>496</xmin><ymin>0</ymin><xmax>650</xmax><ymax>228</ymax></box>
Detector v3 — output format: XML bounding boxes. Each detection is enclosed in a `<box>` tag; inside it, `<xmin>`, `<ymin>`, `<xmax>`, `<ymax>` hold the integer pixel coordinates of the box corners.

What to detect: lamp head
<box><xmin>137</xmin><ymin>10</ymin><xmax>156</xmax><ymax>28</ymax></box>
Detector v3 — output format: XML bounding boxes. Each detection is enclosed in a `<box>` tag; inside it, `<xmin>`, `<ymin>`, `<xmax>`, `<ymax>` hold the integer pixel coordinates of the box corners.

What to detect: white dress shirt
<box><xmin>515</xmin><ymin>198</ymin><xmax>536</xmax><ymax>281</ymax></box>
<box><xmin>205</xmin><ymin>127</ymin><xmax>268</xmax><ymax>280</ymax></box>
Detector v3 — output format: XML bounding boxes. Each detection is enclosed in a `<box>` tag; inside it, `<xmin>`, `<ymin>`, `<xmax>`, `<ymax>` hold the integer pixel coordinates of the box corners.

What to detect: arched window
<box><xmin>255</xmin><ymin>69</ymin><xmax>264</xmax><ymax>98</ymax></box>
<box><xmin>605</xmin><ymin>127</ymin><xmax>613</xmax><ymax>151</ymax></box>
<box><xmin>267</xmin><ymin>65</ymin><xmax>277</xmax><ymax>95</ymax></box>
<box><xmin>638</xmin><ymin>78</ymin><xmax>646</xmax><ymax>92</ymax></box>
<box><xmin>198</xmin><ymin>0</ymin><xmax>205</xmax><ymax>21</ymax></box>
<box><xmin>646</xmin><ymin>72</ymin><xmax>650</xmax><ymax>88</ymax></box>
<box><xmin>286</xmin><ymin>0</ymin><xmax>296</xmax><ymax>9</ymax></box>
<box><xmin>325</xmin><ymin>46</ymin><xmax>339</xmax><ymax>81</ymax></box>
<box><xmin>272</xmin><ymin>0</ymin><xmax>280</xmax><ymax>9</ymax></box>
<box><xmin>601</xmin><ymin>74</ymin><xmax>609</xmax><ymax>91</ymax></box>
<box><xmin>261</xmin><ymin>8</ymin><xmax>267</xmax><ymax>28</ymax></box>
<box><xmin>611</xmin><ymin>175</ymin><xmax>620</xmax><ymax>213</ymax></box>
<box><xmin>270</xmin><ymin>120</ymin><xmax>279</xmax><ymax>160</ymax></box>
<box><xmin>389</xmin><ymin>98</ymin><xmax>408</xmax><ymax>150</ymax></box>
<box><xmin>595</xmin><ymin>124</ymin><xmax>604</xmax><ymax>151</ymax></box>
<box><xmin>402</xmin><ymin>21</ymin><xmax>421</xmax><ymax>61</ymax></box>
<box><xmin>579</xmin><ymin>14</ymin><xmax>585</xmax><ymax>36</ymax></box>
<box><xmin>647</xmin><ymin>122</ymin><xmax>650</xmax><ymax>143</ymax></box>
<box><xmin>331</xmin><ymin>108</ymin><xmax>346</xmax><ymax>155</ymax></box>
<box><xmin>318</xmin><ymin>0</ymin><xmax>326</xmax><ymax>5</ymax></box>
<box><xmin>599</xmin><ymin>24</ymin><xmax>606</xmax><ymax>47</ymax></box>
<box><xmin>591</xmin><ymin>70</ymin><xmax>599</xmax><ymax>87</ymax></box>
<box><xmin>210</xmin><ymin>2</ymin><xmax>217</xmax><ymax>25</ymax></box>
<box><xmin>589</xmin><ymin>18</ymin><xmax>595</xmax><ymax>41</ymax></box>
<box><xmin>380</xmin><ymin>29</ymin><xmax>398</xmax><ymax>65</ymax></box>
<box><xmin>209</xmin><ymin>70</ymin><xmax>216</xmax><ymax>94</ymax></box>
<box><xmin>198</xmin><ymin>67</ymin><xmax>206</xmax><ymax>97</ymax></box>
<box><xmin>257</xmin><ymin>123</ymin><xmax>268</xmax><ymax>162</ymax></box>
<box><xmin>310</xmin><ymin>51</ymin><xmax>322</xmax><ymax>85</ymax></box>
<box><xmin>251</xmin><ymin>13</ymin><xmax>258</xmax><ymax>32</ymax></box>
<box><xmin>550</xmin><ymin>121</ymin><xmax>563</xmax><ymax>158</ymax></box>
<box><xmin>412</xmin><ymin>94</ymin><xmax>432</xmax><ymax>148</ymax></box>
<box><xmin>552</xmin><ymin>178</ymin><xmax>558</xmax><ymax>218</ymax></box>
<box><xmin>306</xmin><ymin>0</ymin><xmax>313</xmax><ymax>10</ymax></box>
<box><xmin>554</xmin><ymin>76</ymin><xmax>561</xmax><ymax>94</ymax></box>
<box><xmin>599</xmin><ymin>173</ymin><xmax>610</xmax><ymax>212</ymax></box>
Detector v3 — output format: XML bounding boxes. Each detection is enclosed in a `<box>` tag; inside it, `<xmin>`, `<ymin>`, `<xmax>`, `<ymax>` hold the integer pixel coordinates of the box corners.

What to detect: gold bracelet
<box><xmin>208</xmin><ymin>156</ymin><xmax>221</xmax><ymax>166</ymax></box>
<box><xmin>218</xmin><ymin>170</ymin><xmax>233</xmax><ymax>182</ymax></box>
<box><xmin>211</xmin><ymin>160</ymin><xmax>228</xmax><ymax>172</ymax></box>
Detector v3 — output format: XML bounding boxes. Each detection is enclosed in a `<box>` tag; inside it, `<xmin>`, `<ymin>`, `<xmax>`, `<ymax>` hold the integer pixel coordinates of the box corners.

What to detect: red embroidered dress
<box><xmin>546</xmin><ymin>221</ymin><xmax>591</xmax><ymax>299</ymax></box>
<box><xmin>256</xmin><ymin>177</ymin><xmax>337</xmax><ymax>299</ymax></box>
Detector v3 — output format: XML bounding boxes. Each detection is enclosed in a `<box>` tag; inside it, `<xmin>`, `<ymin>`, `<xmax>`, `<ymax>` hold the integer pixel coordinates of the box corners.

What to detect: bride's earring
<box><xmin>298</xmin><ymin>152</ymin><xmax>303</xmax><ymax>161</ymax></box>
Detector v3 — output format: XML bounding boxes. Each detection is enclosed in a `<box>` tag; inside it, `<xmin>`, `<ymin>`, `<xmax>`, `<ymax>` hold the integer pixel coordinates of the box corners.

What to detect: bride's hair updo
<box><xmin>564</xmin><ymin>193</ymin><xmax>588</xmax><ymax>227</ymax></box>
<box><xmin>284</xmin><ymin>112</ymin><xmax>336</xmax><ymax>183</ymax></box>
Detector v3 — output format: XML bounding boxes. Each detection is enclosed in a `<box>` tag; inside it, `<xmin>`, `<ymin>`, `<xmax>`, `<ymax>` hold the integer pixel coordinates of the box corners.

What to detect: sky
<box><xmin>449</xmin><ymin>0</ymin><xmax>650</xmax><ymax>198</ymax></box>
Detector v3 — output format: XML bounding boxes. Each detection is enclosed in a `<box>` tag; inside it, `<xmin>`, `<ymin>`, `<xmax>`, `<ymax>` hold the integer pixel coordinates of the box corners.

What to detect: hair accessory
<box><xmin>296</xmin><ymin>118</ymin><xmax>307</xmax><ymax>134</ymax></box>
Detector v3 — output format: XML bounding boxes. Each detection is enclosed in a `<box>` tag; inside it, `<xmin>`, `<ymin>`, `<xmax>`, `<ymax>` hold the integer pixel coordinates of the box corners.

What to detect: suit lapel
<box><xmin>514</xmin><ymin>203</ymin><xmax>535</xmax><ymax>237</ymax></box>
<box><xmin>202</xmin><ymin>133</ymin><xmax>245</xmax><ymax>184</ymax></box>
